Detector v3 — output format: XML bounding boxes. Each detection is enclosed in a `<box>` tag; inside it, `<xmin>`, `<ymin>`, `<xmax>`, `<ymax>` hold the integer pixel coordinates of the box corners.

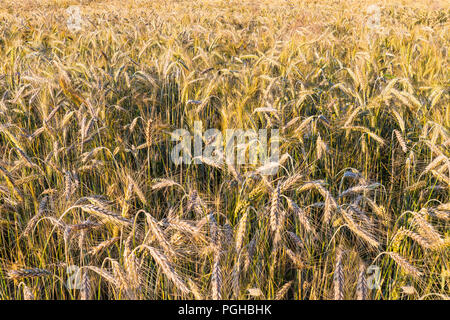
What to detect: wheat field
<box><xmin>0</xmin><ymin>0</ymin><xmax>448</xmax><ymax>300</ymax></box>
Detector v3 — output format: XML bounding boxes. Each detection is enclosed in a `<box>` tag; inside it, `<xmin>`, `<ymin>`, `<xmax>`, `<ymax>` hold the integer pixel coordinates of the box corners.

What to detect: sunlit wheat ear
<box><xmin>225</xmin><ymin>158</ymin><xmax>242</xmax><ymax>183</ymax></box>
<box><xmin>412</xmin><ymin>211</ymin><xmax>443</xmax><ymax>245</ymax></box>
<box><xmin>38</xmin><ymin>216</ymin><xmax>67</xmax><ymax>231</ymax></box>
<box><xmin>280</xmin><ymin>173</ymin><xmax>303</xmax><ymax>192</ymax></box>
<box><xmin>224</xmin><ymin>222</ymin><xmax>234</xmax><ymax>249</ymax></box>
<box><xmin>128</xmin><ymin>177</ymin><xmax>146</xmax><ymax>205</ymax></box>
<box><xmin>256</xmin><ymin>174</ymin><xmax>274</xmax><ymax>194</ymax></box>
<box><xmin>235</xmin><ymin>209</ymin><xmax>248</xmax><ymax>252</ymax></box>
<box><xmin>195</xmin><ymin>215</ymin><xmax>209</xmax><ymax>233</ymax></box>
<box><xmin>395</xmin><ymin>227</ymin><xmax>433</xmax><ymax>249</ymax></box>
<box><xmin>8</xmin><ymin>268</ymin><xmax>52</xmax><ymax>280</ymax></box>
<box><xmin>339</xmin><ymin>183</ymin><xmax>381</xmax><ymax>198</ymax></box>
<box><xmin>151</xmin><ymin>178</ymin><xmax>183</xmax><ymax>191</ymax></box>
<box><xmin>393</xmin><ymin>129</ymin><xmax>407</xmax><ymax>153</ymax></box>
<box><xmin>86</xmin><ymin>266</ymin><xmax>119</xmax><ymax>287</ymax></box>
<box><xmin>270</xmin><ymin>183</ymin><xmax>281</xmax><ymax>233</ymax></box>
<box><xmin>187</xmin><ymin>190</ymin><xmax>205</xmax><ymax>217</ymax></box>
<box><xmin>211</xmin><ymin>250</ymin><xmax>222</xmax><ymax>300</ymax></box>
<box><xmin>275</xmin><ymin>281</ymin><xmax>292</xmax><ymax>300</ymax></box>
<box><xmin>0</xmin><ymin>165</ymin><xmax>23</xmax><ymax>201</ymax></box>
<box><xmin>384</xmin><ymin>252</ymin><xmax>422</xmax><ymax>278</ymax></box>
<box><xmin>430</xmin><ymin>170</ymin><xmax>450</xmax><ymax>185</ymax></box>
<box><xmin>80</xmin><ymin>115</ymin><xmax>87</xmax><ymax>147</ymax></box>
<box><xmin>65</xmin><ymin>219</ymin><xmax>101</xmax><ymax>246</ymax></box>
<box><xmin>235</xmin><ymin>200</ymin><xmax>249</xmax><ymax>216</ymax></box>
<box><xmin>232</xmin><ymin>252</ymin><xmax>243</xmax><ymax>298</ymax></box>
<box><xmin>246</xmin><ymin>233</ymin><xmax>258</xmax><ymax>268</ymax></box>
<box><xmin>347</xmin><ymin>204</ymin><xmax>373</xmax><ymax>229</ymax></box>
<box><xmin>340</xmin><ymin>169</ymin><xmax>367</xmax><ymax>185</ymax></box>
<box><xmin>432</xmin><ymin>209</ymin><xmax>450</xmax><ymax>221</ymax></box>
<box><xmin>80</xmin><ymin>147</ymin><xmax>110</xmax><ymax>164</ymax></box>
<box><xmin>273</xmin><ymin>229</ymin><xmax>282</xmax><ymax>249</ymax></box>
<box><xmin>145</xmin><ymin>118</ymin><xmax>153</xmax><ymax>147</ymax></box>
<box><xmin>141</xmin><ymin>210</ymin><xmax>176</xmax><ymax>258</ymax></box>
<box><xmin>405</xmin><ymin>180</ymin><xmax>427</xmax><ymax>192</ymax></box>
<box><xmin>76</xmin><ymin>204</ymin><xmax>132</xmax><ymax>226</ymax></box>
<box><xmin>63</xmin><ymin>226</ymin><xmax>73</xmax><ymax>252</ymax></box>
<box><xmin>286</xmin><ymin>248</ymin><xmax>305</xmax><ymax>269</ymax></box>
<box><xmin>38</xmin><ymin>196</ymin><xmax>49</xmax><ymax>215</ymax></box>
<box><xmin>423</xmin><ymin>155</ymin><xmax>446</xmax><ymax>174</ymax></box>
<box><xmin>188</xmin><ymin>279</ymin><xmax>203</xmax><ymax>300</ymax></box>
<box><xmin>166</xmin><ymin>217</ymin><xmax>205</xmax><ymax>241</ymax></box>
<box><xmin>15</xmin><ymin>147</ymin><xmax>38</xmax><ymax>169</ymax></box>
<box><xmin>433</xmin><ymin>203</ymin><xmax>450</xmax><ymax>221</ymax></box>
<box><xmin>138</xmin><ymin>245</ymin><xmax>190</xmax><ymax>294</ymax></box>
<box><xmin>19</xmin><ymin>282</ymin><xmax>35</xmax><ymax>300</ymax></box>
<box><xmin>0</xmin><ymin>218</ymin><xmax>11</xmax><ymax>228</ymax></box>
<box><xmin>88</xmin><ymin>237</ymin><xmax>120</xmax><ymax>256</ymax></box>
<box><xmin>119</xmin><ymin>174</ymin><xmax>133</xmax><ymax>219</ymax></box>
<box><xmin>63</xmin><ymin>170</ymin><xmax>78</xmax><ymax>201</ymax></box>
<box><xmin>342</xmin><ymin>125</ymin><xmax>386</xmax><ymax>146</ymax></box>
<box><xmin>80</xmin><ymin>271</ymin><xmax>92</xmax><ymax>300</ymax></box>
<box><xmin>333</xmin><ymin>248</ymin><xmax>344</xmax><ymax>300</ymax></box>
<box><xmin>287</xmin><ymin>199</ymin><xmax>314</xmax><ymax>235</ymax></box>
<box><xmin>364</xmin><ymin>197</ymin><xmax>388</xmax><ymax>221</ymax></box>
<box><xmin>356</xmin><ymin>263</ymin><xmax>367</xmax><ymax>300</ymax></box>
<box><xmin>208</xmin><ymin>212</ymin><xmax>219</xmax><ymax>246</ymax></box>
<box><xmin>299</xmin><ymin>181</ymin><xmax>337</xmax><ymax>219</ymax></box>
<box><xmin>111</xmin><ymin>260</ymin><xmax>135</xmax><ymax>299</ymax></box>
<box><xmin>124</xmin><ymin>232</ymin><xmax>141</xmax><ymax>293</ymax></box>
<box><xmin>316</xmin><ymin>133</ymin><xmax>327</xmax><ymax>160</ymax></box>
<box><xmin>23</xmin><ymin>214</ymin><xmax>44</xmax><ymax>237</ymax></box>
<box><xmin>194</xmin><ymin>155</ymin><xmax>223</xmax><ymax>169</ymax></box>
<box><xmin>286</xmin><ymin>231</ymin><xmax>305</xmax><ymax>250</ymax></box>
<box><xmin>436</xmin><ymin>203</ymin><xmax>450</xmax><ymax>211</ymax></box>
<box><xmin>340</xmin><ymin>208</ymin><xmax>379</xmax><ymax>248</ymax></box>
<box><xmin>269</xmin><ymin>249</ymin><xmax>279</xmax><ymax>279</ymax></box>
<box><xmin>323</xmin><ymin>195</ymin><xmax>335</xmax><ymax>224</ymax></box>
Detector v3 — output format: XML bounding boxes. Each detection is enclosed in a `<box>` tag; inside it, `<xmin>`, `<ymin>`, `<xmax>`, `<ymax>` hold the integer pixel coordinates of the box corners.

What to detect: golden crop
<box><xmin>0</xmin><ymin>0</ymin><xmax>448</xmax><ymax>300</ymax></box>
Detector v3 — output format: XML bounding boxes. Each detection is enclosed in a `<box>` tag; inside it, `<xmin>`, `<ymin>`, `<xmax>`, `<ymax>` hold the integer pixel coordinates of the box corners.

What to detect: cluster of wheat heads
<box><xmin>0</xmin><ymin>0</ymin><xmax>448</xmax><ymax>300</ymax></box>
